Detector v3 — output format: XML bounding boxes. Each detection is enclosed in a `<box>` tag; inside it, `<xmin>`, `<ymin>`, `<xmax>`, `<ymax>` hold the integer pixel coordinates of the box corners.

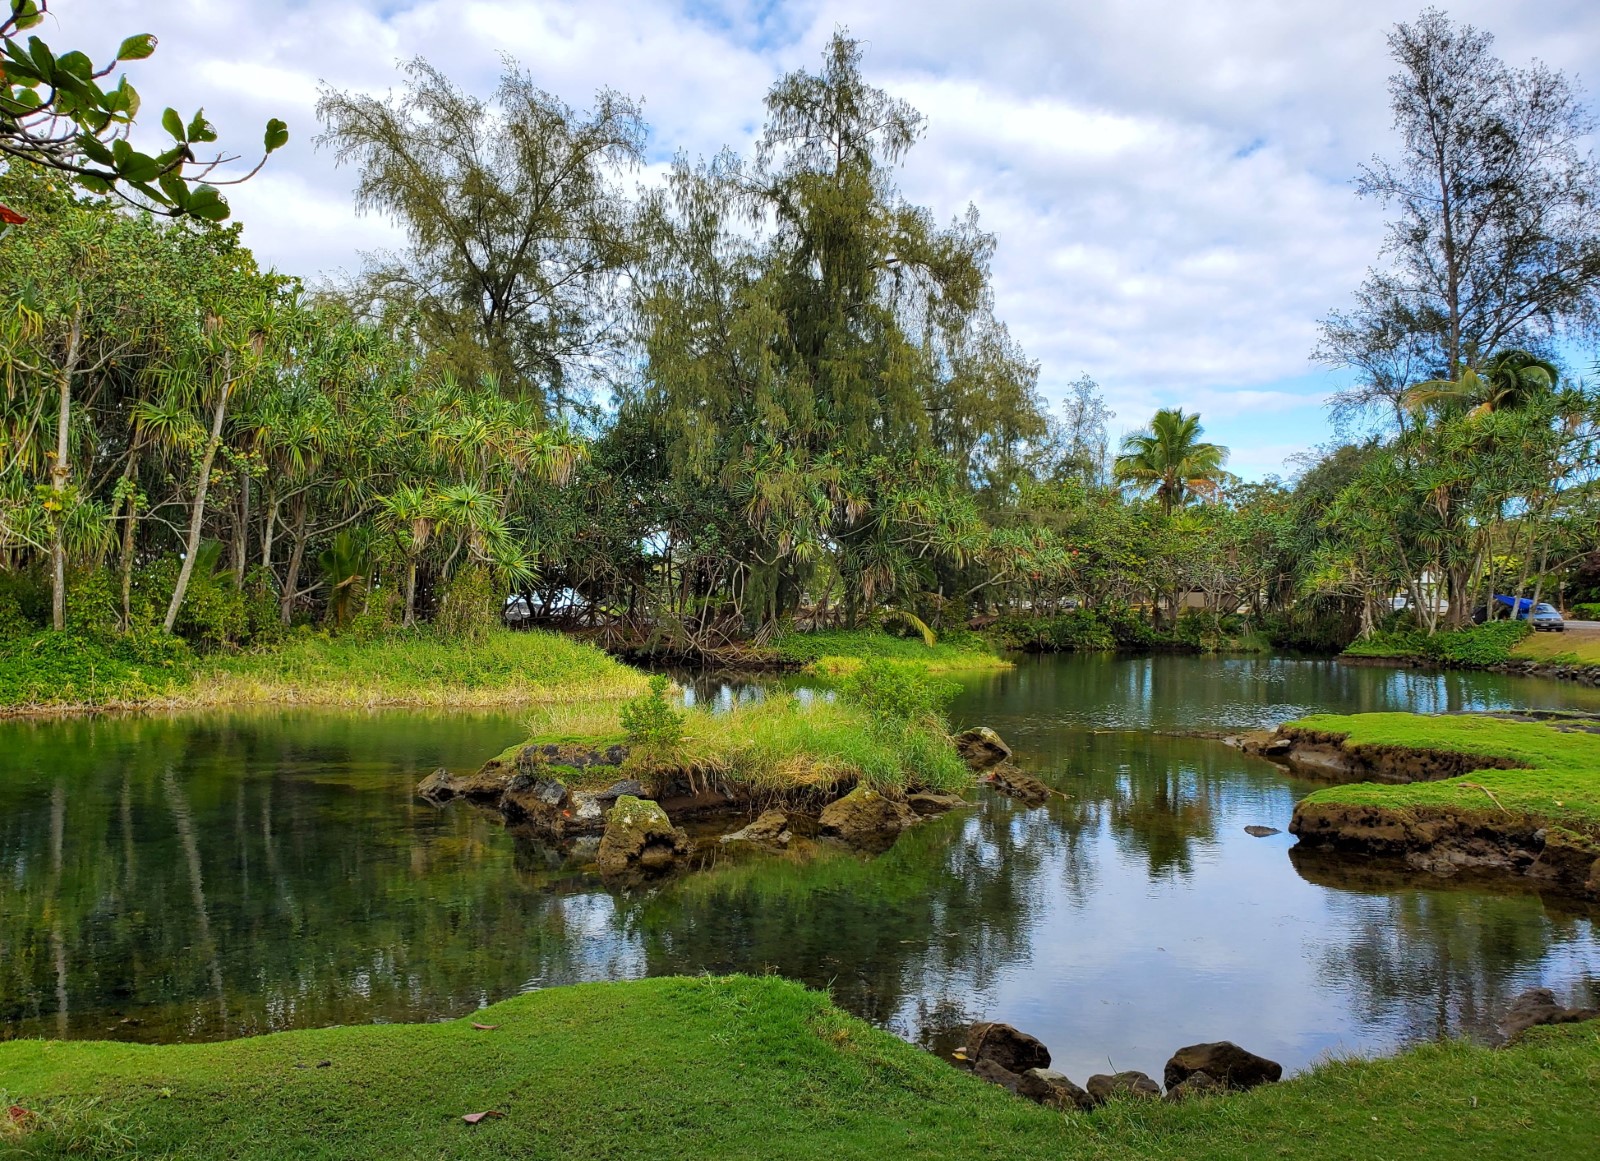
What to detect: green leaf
<box><xmin>157</xmin><ymin>171</ymin><xmax>190</xmax><ymax>210</ymax></box>
<box><xmin>187</xmin><ymin>109</ymin><xmax>216</xmax><ymax>143</ymax></box>
<box><xmin>76</xmin><ymin>174</ymin><xmax>111</xmax><ymax>194</ymax></box>
<box><xmin>23</xmin><ymin>36</ymin><xmax>54</xmax><ymax>80</ymax></box>
<box><xmin>78</xmin><ymin>136</ymin><xmax>116</xmax><ymax>166</ymax></box>
<box><xmin>187</xmin><ymin>185</ymin><xmax>230</xmax><ymax>222</ymax></box>
<box><xmin>55</xmin><ymin>50</ymin><xmax>93</xmax><ymax>82</ymax></box>
<box><xmin>162</xmin><ymin>106</ymin><xmax>185</xmax><ymax>142</ymax></box>
<box><xmin>111</xmin><ymin>137</ymin><xmax>132</xmax><ymax>167</ymax></box>
<box><xmin>117</xmin><ymin>34</ymin><xmax>158</xmax><ymax>61</ymax></box>
<box><xmin>264</xmin><ymin>118</ymin><xmax>289</xmax><ymax>153</ymax></box>
<box><xmin>120</xmin><ymin>150</ymin><xmax>165</xmax><ymax>184</ymax></box>
<box><xmin>119</xmin><ymin>79</ymin><xmax>140</xmax><ymax>120</ymax></box>
<box><xmin>12</xmin><ymin>2</ymin><xmax>43</xmax><ymax>32</ymax></box>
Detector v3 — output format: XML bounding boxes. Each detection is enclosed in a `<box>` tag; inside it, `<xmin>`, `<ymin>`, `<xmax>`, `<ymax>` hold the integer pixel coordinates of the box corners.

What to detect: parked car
<box><xmin>1529</xmin><ymin>602</ymin><xmax>1565</xmax><ymax>632</ymax></box>
<box><xmin>1481</xmin><ymin>594</ymin><xmax>1564</xmax><ymax>631</ymax></box>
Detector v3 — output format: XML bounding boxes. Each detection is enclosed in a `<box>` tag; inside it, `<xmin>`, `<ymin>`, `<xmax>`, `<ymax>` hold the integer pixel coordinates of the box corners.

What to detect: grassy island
<box><xmin>1287</xmin><ymin>712</ymin><xmax>1600</xmax><ymax>834</ymax></box>
<box><xmin>772</xmin><ymin>629</ymin><xmax>1013</xmax><ymax>676</ymax></box>
<box><xmin>0</xmin><ymin>628</ymin><xmax>647</xmax><ymax>715</ymax></box>
<box><xmin>1282</xmin><ymin>712</ymin><xmax>1600</xmax><ymax>896</ymax></box>
<box><xmin>3</xmin><ymin>975</ymin><xmax>1597</xmax><ymax>1160</ymax></box>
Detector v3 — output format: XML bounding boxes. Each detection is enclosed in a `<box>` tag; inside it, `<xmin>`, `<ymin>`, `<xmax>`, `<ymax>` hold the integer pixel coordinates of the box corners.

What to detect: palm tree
<box><xmin>1402</xmin><ymin>349</ymin><xmax>1559</xmax><ymax>418</ymax></box>
<box><xmin>1114</xmin><ymin>408</ymin><xmax>1229</xmax><ymax>515</ymax></box>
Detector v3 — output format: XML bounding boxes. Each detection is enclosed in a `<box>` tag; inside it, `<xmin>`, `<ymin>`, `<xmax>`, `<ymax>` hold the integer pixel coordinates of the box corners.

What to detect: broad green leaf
<box><xmin>264</xmin><ymin>118</ymin><xmax>289</xmax><ymax>153</ymax></box>
<box><xmin>76</xmin><ymin>174</ymin><xmax>111</xmax><ymax>194</ymax></box>
<box><xmin>187</xmin><ymin>109</ymin><xmax>217</xmax><ymax>143</ymax></box>
<box><xmin>116</xmin><ymin>34</ymin><xmax>158</xmax><ymax>61</ymax></box>
<box><xmin>158</xmin><ymin>171</ymin><xmax>190</xmax><ymax>209</ymax></box>
<box><xmin>187</xmin><ymin>185</ymin><xmax>231</xmax><ymax>222</ymax></box>
<box><xmin>78</xmin><ymin>137</ymin><xmax>116</xmax><ymax>166</ymax></box>
<box><xmin>111</xmin><ymin>137</ymin><xmax>133</xmax><ymax>167</ymax></box>
<box><xmin>121</xmin><ymin>151</ymin><xmax>165</xmax><ymax>184</ymax></box>
<box><xmin>24</xmin><ymin>35</ymin><xmax>54</xmax><ymax>80</ymax></box>
<box><xmin>162</xmin><ymin>107</ymin><xmax>185</xmax><ymax>141</ymax></box>
<box><xmin>55</xmin><ymin>50</ymin><xmax>93</xmax><ymax>82</ymax></box>
<box><xmin>12</xmin><ymin>2</ymin><xmax>43</xmax><ymax>32</ymax></box>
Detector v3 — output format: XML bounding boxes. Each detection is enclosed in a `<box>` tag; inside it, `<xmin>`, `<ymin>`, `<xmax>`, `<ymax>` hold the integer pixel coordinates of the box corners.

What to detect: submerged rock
<box><xmin>965</xmin><ymin>1021</ymin><xmax>1051</xmax><ymax>1074</ymax></box>
<box><xmin>1243</xmin><ymin>825</ymin><xmax>1281</xmax><ymax>837</ymax></box>
<box><xmin>906</xmin><ymin>791</ymin><xmax>967</xmax><ymax>817</ymax></box>
<box><xmin>1084</xmin><ymin>1071</ymin><xmax>1162</xmax><ymax>1105</ymax></box>
<box><xmin>954</xmin><ymin>727</ymin><xmax>1012</xmax><ymax>771</ymax></box>
<box><xmin>720</xmin><ymin>809</ymin><xmax>792</xmax><ymax>851</ymax></box>
<box><xmin>595</xmin><ymin>795</ymin><xmax>692</xmax><ymax>884</ymax></box>
<box><xmin>818</xmin><ymin>787</ymin><xmax>916</xmax><ymax>853</ymax></box>
<box><xmin>416</xmin><ymin>768</ymin><xmax>459</xmax><ymax>803</ymax></box>
<box><xmin>1499</xmin><ymin>987</ymin><xmax>1600</xmax><ymax>1041</ymax></box>
<box><xmin>1017</xmin><ymin>1068</ymin><xmax>1092</xmax><ymax>1111</ymax></box>
<box><xmin>1163</xmin><ymin>1042</ymin><xmax>1282</xmax><ymax>1092</ymax></box>
<box><xmin>987</xmin><ymin>762</ymin><xmax>1051</xmax><ymax>806</ymax></box>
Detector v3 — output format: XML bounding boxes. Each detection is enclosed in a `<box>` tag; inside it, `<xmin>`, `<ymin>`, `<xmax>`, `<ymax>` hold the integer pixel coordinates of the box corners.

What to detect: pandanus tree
<box><xmin>1114</xmin><ymin>408</ymin><xmax>1229</xmax><ymax>516</ymax></box>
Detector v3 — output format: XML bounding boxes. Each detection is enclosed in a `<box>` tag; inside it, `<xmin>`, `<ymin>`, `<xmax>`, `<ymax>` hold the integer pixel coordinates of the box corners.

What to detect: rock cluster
<box><xmin>960</xmin><ymin>1021</ymin><xmax>1281</xmax><ymax>1111</ymax></box>
<box><xmin>416</xmin><ymin>726</ymin><xmax>1003</xmax><ymax>881</ymax></box>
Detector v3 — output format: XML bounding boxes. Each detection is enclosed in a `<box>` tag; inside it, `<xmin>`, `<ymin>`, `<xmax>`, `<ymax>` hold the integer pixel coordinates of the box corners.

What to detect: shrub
<box><xmin>619</xmin><ymin>674</ymin><xmax>686</xmax><ymax>748</ymax></box>
<box><xmin>841</xmin><ymin>659</ymin><xmax>957</xmax><ymax>724</ymax></box>
<box><xmin>1571</xmin><ymin>602</ymin><xmax>1600</xmax><ymax>621</ymax></box>
<box><xmin>434</xmin><ymin>565</ymin><xmax>499</xmax><ymax>642</ymax></box>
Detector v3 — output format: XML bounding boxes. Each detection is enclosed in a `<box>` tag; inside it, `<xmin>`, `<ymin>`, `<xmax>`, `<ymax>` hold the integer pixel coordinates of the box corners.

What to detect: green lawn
<box><xmin>0</xmin><ymin>628</ymin><xmax>647</xmax><ymax>713</ymax></box>
<box><xmin>772</xmin><ymin>629</ymin><xmax>1012</xmax><ymax>675</ymax></box>
<box><xmin>1509</xmin><ymin>627</ymin><xmax>1600</xmax><ymax>666</ymax></box>
<box><xmin>2</xmin><ymin>976</ymin><xmax>1596</xmax><ymax>1160</ymax></box>
<box><xmin>1288</xmin><ymin>712</ymin><xmax>1600</xmax><ymax>832</ymax></box>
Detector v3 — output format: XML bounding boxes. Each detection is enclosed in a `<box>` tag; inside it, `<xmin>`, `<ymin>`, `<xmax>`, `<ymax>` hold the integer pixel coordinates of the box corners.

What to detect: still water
<box><xmin>4</xmin><ymin>654</ymin><xmax>1599</xmax><ymax>1082</ymax></box>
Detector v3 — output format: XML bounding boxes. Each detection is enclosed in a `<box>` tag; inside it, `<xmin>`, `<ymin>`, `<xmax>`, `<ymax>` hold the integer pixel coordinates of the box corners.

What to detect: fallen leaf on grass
<box><xmin>8</xmin><ymin>1106</ymin><xmax>33</xmax><ymax>1125</ymax></box>
<box><xmin>462</xmin><ymin>1111</ymin><xmax>505</xmax><ymax>1125</ymax></box>
<box><xmin>471</xmin><ymin>1023</ymin><xmax>500</xmax><ymax>1031</ymax></box>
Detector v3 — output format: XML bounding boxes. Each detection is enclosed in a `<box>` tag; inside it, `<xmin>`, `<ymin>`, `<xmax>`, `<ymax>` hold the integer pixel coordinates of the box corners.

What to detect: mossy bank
<box><xmin>1262</xmin><ymin>712</ymin><xmax>1600</xmax><ymax>895</ymax></box>
<box><xmin>4</xmin><ymin>975</ymin><xmax>1599</xmax><ymax>1160</ymax></box>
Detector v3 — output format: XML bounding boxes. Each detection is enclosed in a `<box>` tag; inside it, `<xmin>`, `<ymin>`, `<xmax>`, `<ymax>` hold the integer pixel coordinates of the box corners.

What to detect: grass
<box><xmin>2</xmin><ymin>975</ymin><xmax>1597</xmax><ymax>1160</ymax></box>
<box><xmin>1342</xmin><ymin>621</ymin><xmax>1531</xmax><ymax>666</ymax></box>
<box><xmin>1287</xmin><ymin>711</ymin><xmax>1600</xmax><ymax>833</ymax></box>
<box><xmin>772</xmin><ymin>629</ymin><xmax>1012</xmax><ymax>676</ymax></box>
<box><xmin>523</xmin><ymin>691</ymin><xmax>973</xmax><ymax>795</ymax></box>
<box><xmin>1508</xmin><ymin>628</ymin><xmax>1600</xmax><ymax>666</ymax></box>
<box><xmin>0</xmin><ymin>628</ymin><xmax>647</xmax><ymax>714</ymax></box>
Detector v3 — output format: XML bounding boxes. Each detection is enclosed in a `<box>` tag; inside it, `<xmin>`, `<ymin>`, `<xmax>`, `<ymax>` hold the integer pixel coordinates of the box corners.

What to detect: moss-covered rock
<box><xmin>596</xmin><ymin>795</ymin><xmax>692</xmax><ymax>884</ymax></box>
<box><xmin>818</xmin><ymin>786</ymin><xmax>916</xmax><ymax>853</ymax></box>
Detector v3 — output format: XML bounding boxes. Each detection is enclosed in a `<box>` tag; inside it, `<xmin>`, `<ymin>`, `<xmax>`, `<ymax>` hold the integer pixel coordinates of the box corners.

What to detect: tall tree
<box><xmin>316</xmin><ymin>60</ymin><xmax>644</xmax><ymax>415</ymax></box>
<box><xmin>1318</xmin><ymin>8</ymin><xmax>1600</xmax><ymax>420</ymax></box>
<box><xmin>1114</xmin><ymin>408</ymin><xmax>1229</xmax><ymax>516</ymax></box>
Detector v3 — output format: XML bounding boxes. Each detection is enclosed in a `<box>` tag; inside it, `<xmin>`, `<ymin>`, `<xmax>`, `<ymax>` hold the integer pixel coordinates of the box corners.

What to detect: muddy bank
<box><xmin>1338</xmin><ymin>652</ymin><xmax>1600</xmax><ymax>687</ymax></box>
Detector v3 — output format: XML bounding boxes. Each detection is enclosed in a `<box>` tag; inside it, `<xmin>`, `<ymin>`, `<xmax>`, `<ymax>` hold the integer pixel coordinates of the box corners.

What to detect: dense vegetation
<box><xmin>3</xmin><ymin>975</ymin><xmax>1597</xmax><ymax>1160</ymax></box>
<box><xmin>1</xmin><ymin>6</ymin><xmax>1598</xmax><ymax>680</ymax></box>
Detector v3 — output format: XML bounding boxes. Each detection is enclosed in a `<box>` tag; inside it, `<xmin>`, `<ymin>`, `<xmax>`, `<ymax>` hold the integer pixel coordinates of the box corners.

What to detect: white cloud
<box><xmin>45</xmin><ymin>0</ymin><xmax>1600</xmax><ymax>477</ymax></box>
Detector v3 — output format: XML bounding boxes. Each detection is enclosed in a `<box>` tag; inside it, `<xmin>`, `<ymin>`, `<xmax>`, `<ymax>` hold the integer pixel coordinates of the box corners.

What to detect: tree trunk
<box><xmin>232</xmin><ymin>470</ymin><xmax>250</xmax><ymax>586</ymax></box>
<box><xmin>163</xmin><ymin>371</ymin><xmax>233</xmax><ymax>633</ymax></box>
<box><xmin>49</xmin><ymin>307</ymin><xmax>84</xmax><ymax>631</ymax></box>
<box><xmin>281</xmin><ymin>495</ymin><xmax>309</xmax><ymax>626</ymax></box>
<box><xmin>118</xmin><ymin>443</ymin><xmax>142</xmax><ymax>630</ymax></box>
<box><xmin>404</xmin><ymin>557</ymin><xmax>418</xmax><ymax>627</ymax></box>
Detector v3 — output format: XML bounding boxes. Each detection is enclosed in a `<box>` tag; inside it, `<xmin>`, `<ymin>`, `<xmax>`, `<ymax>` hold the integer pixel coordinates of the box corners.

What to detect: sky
<box><xmin>46</xmin><ymin>0</ymin><xmax>1600</xmax><ymax>479</ymax></box>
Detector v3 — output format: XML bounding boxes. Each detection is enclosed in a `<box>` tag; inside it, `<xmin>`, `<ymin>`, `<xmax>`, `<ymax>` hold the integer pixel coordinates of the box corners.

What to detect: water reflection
<box><xmin>2</xmin><ymin>656</ymin><xmax>1598</xmax><ymax>1081</ymax></box>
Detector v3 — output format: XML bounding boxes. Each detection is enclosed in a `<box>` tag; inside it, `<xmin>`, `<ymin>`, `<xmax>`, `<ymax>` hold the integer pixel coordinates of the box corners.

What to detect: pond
<box><xmin>4</xmin><ymin>654</ymin><xmax>1600</xmax><ymax>1084</ymax></box>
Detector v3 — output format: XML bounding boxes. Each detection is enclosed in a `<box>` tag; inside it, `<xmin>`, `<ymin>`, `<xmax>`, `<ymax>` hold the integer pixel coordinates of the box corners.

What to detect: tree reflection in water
<box><xmin>2</xmin><ymin>655</ymin><xmax>1598</xmax><ymax>1075</ymax></box>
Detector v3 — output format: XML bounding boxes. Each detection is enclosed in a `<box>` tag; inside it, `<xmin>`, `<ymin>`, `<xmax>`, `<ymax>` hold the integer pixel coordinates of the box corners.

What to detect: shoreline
<box><xmin>1242</xmin><ymin>712</ymin><xmax>1600</xmax><ymax>899</ymax></box>
<box><xmin>2</xmin><ymin>975</ymin><xmax>1595</xmax><ymax>1160</ymax></box>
